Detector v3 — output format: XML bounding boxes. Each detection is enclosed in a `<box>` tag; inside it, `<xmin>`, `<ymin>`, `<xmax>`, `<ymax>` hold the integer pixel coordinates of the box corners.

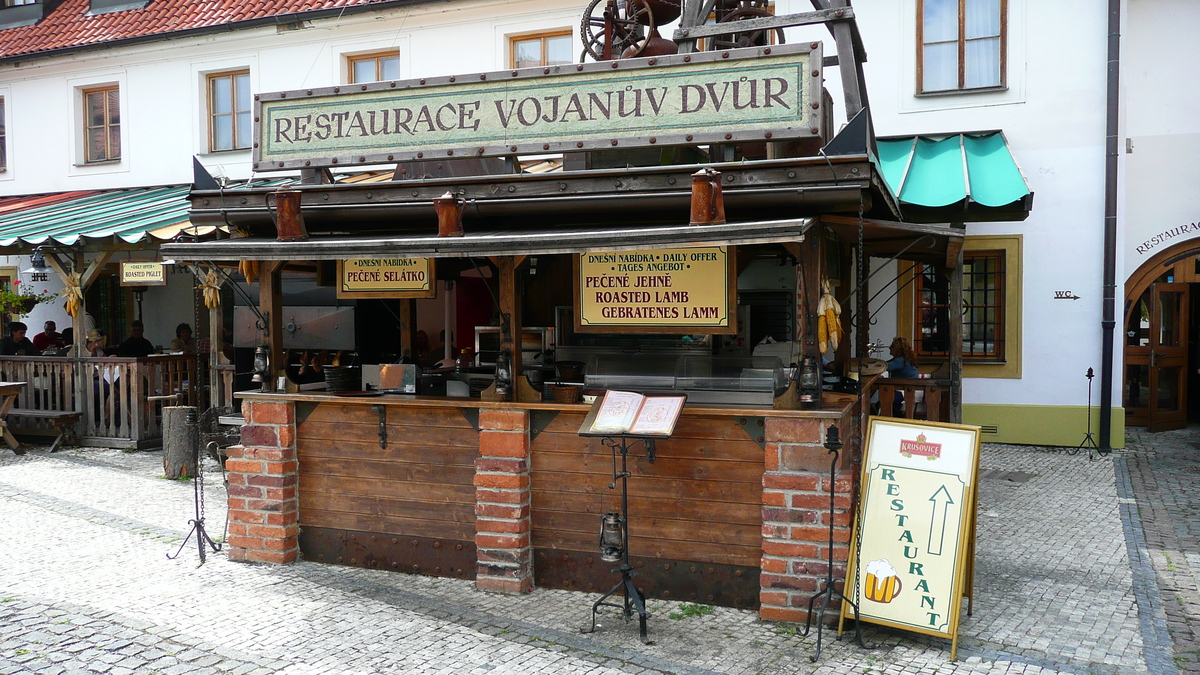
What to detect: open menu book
<box><xmin>578</xmin><ymin>390</ymin><xmax>687</xmax><ymax>438</ymax></box>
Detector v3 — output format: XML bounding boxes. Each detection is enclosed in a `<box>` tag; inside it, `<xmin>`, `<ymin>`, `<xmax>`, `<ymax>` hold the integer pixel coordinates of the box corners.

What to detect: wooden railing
<box><xmin>873</xmin><ymin>377</ymin><xmax>951</xmax><ymax>422</ymax></box>
<box><xmin>0</xmin><ymin>355</ymin><xmax>209</xmax><ymax>449</ymax></box>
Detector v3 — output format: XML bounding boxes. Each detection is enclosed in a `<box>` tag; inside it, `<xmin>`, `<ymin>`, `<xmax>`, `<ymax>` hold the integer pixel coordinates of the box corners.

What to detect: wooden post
<box><xmin>162</xmin><ymin>405</ymin><xmax>197</xmax><ymax>479</ymax></box>
<box><xmin>399</xmin><ymin>299</ymin><xmax>416</xmax><ymax>362</ymax></box>
<box><xmin>209</xmin><ymin>300</ymin><xmax>224</xmax><ymax>407</ymax></box>
<box><xmin>258</xmin><ymin>261</ymin><xmax>284</xmax><ymax>383</ymax></box>
<box><xmin>947</xmin><ymin>246</ymin><xmax>964</xmax><ymax>424</ymax></box>
<box><xmin>486</xmin><ymin>256</ymin><xmax>537</xmax><ymax>402</ymax></box>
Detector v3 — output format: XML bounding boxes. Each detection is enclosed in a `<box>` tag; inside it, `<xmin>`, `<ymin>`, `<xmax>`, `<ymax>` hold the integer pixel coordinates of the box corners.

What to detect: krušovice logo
<box><xmin>898</xmin><ymin>433</ymin><xmax>941</xmax><ymax>460</ymax></box>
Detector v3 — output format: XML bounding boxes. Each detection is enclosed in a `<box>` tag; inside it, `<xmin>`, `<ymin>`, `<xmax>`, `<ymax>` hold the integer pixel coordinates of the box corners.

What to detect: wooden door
<box><xmin>1148</xmin><ymin>283</ymin><xmax>1189</xmax><ymax>432</ymax></box>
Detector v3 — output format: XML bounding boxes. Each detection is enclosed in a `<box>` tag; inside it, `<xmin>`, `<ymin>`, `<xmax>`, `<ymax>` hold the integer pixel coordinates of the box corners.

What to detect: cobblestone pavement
<box><xmin>0</xmin><ymin>437</ymin><xmax>1180</xmax><ymax>674</ymax></box>
<box><xmin>1124</xmin><ymin>427</ymin><xmax>1200</xmax><ymax>674</ymax></box>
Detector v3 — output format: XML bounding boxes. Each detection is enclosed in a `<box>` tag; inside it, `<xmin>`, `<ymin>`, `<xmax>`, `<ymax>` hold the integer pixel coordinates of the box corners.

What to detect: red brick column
<box><xmin>759</xmin><ymin>413</ymin><xmax>856</xmax><ymax>623</ymax></box>
<box><xmin>224</xmin><ymin>399</ymin><xmax>300</xmax><ymax>564</ymax></box>
<box><xmin>474</xmin><ymin>409</ymin><xmax>533</xmax><ymax>593</ymax></box>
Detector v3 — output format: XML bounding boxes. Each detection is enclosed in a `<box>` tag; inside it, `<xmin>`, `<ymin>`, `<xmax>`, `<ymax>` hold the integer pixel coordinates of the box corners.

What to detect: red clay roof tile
<box><xmin>0</xmin><ymin>0</ymin><xmax>399</xmax><ymax>59</ymax></box>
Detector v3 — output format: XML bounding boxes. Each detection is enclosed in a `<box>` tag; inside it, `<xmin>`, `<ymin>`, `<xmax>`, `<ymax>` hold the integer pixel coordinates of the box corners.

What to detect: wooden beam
<box><xmin>947</xmin><ymin>248</ymin><xmax>964</xmax><ymax>424</ymax></box>
<box><xmin>258</xmin><ymin>261</ymin><xmax>284</xmax><ymax>381</ymax></box>
<box><xmin>80</xmin><ymin>252</ymin><xmax>113</xmax><ymax>290</ymax></box>
<box><xmin>399</xmin><ymin>299</ymin><xmax>416</xmax><ymax>362</ymax></box>
<box><xmin>489</xmin><ymin>257</ymin><xmax>522</xmax><ymax>401</ymax></box>
<box><xmin>945</xmin><ymin>237</ymin><xmax>964</xmax><ymax>270</ymax></box>
<box><xmin>43</xmin><ymin>252</ymin><xmax>71</xmax><ymax>286</ymax></box>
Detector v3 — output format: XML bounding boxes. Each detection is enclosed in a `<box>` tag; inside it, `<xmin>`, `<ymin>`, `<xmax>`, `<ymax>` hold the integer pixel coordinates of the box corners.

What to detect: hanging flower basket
<box><xmin>0</xmin><ymin>280</ymin><xmax>57</xmax><ymax>317</ymax></box>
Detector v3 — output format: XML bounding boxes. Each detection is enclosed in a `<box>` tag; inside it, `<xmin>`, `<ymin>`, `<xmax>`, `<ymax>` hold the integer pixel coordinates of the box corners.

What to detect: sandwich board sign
<box><xmin>840</xmin><ymin>417</ymin><xmax>981</xmax><ymax>660</ymax></box>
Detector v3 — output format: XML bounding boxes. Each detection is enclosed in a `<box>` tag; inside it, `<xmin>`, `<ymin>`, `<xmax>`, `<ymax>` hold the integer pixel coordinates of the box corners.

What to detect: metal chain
<box><xmin>851</xmin><ymin>195</ymin><xmax>867</xmax><ymax>618</ymax></box>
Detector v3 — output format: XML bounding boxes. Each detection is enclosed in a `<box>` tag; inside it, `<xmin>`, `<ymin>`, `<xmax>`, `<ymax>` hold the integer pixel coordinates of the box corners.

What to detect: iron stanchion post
<box><xmin>801</xmin><ymin>424</ymin><xmax>872</xmax><ymax>661</ymax></box>
<box><xmin>167</xmin><ymin>409</ymin><xmax>222</xmax><ymax>565</ymax></box>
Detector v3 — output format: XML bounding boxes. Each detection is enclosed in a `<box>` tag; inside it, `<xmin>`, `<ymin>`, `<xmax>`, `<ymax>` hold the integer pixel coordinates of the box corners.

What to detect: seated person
<box><xmin>170</xmin><ymin>323</ymin><xmax>194</xmax><ymax>353</ymax></box>
<box><xmin>68</xmin><ymin>329</ymin><xmax>106</xmax><ymax>357</ymax></box>
<box><xmin>116</xmin><ymin>320</ymin><xmax>155</xmax><ymax>357</ymax></box>
<box><xmin>1</xmin><ymin>322</ymin><xmax>37</xmax><ymax>356</ymax></box>
<box><xmin>32</xmin><ymin>320</ymin><xmax>63</xmax><ymax>351</ymax></box>
<box><xmin>886</xmin><ymin>337</ymin><xmax>919</xmax><ymax>378</ymax></box>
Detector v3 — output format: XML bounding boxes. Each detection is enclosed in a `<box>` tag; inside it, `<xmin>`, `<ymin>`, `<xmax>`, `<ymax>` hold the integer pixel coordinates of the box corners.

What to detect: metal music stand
<box><xmin>801</xmin><ymin>424</ymin><xmax>872</xmax><ymax>661</ymax></box>
<box><xmin>580</xmin><ymin>435</ymin><xmax>656</xmax><ymax>644</ymax></box>
<box><xmin>1069</xmin><ymin>368</ymin><xmax>1100</xmax><ymax>458</ymax></box>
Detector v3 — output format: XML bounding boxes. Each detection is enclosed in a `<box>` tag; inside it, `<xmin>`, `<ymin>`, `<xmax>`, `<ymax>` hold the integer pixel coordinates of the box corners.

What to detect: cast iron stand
<box><xmin>801</xmin><ymin>424</ymin><xmax>872</xmax><ymax>661</ymax></box>
<box><xmin>1069</xmin><ymin>368</ymin><xmax>1100</xmax><ymax>458</ymax></box>
<box><xmin>581</xmin><ymin>435</ymin><xmax>656</xmax><ymax>644</ymax></box>
<box><xmin>167</xmin><ymin>412</ymin><xmax>222</xmax><ymax>565</ymax></box>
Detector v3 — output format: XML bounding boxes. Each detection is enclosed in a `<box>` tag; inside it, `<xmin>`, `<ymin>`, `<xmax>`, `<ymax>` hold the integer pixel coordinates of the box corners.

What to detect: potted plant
<box><xmin>0</xmin><ymin>280</ymin><xmax>58</xmax><ymax>317</ymax></box>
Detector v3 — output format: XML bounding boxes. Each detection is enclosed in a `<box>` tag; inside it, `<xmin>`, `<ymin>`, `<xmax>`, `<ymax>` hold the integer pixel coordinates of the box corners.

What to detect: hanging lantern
<box><xmin>251</xmin><ymin>345</ymin><xmax>271</xmax><ymax>392</ymax></box>
<box><xmin>494</xmin><ymin>348</ymin><xmax>513</xmax><ymax>400</ymax></box>
<box><xmin>798</xmin><ymin>354</ymin><xmax>821</xmax><ymax>410</ymax></box>
<box><xmin>599</xmin><ymin>511</ymin><xmax>625</xmax><ymax>563</ymax></box>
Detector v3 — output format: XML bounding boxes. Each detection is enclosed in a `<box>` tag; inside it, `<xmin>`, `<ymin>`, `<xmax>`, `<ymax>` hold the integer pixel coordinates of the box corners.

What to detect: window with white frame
<box><xmin>83</xmin><ymin>85</ymin><xmax>120</xmax><ymax>163</ymax></box>
<box><xmin>207</xmin><ymin>70</ymin><xmax>251</xmax><ymax>152</ymax></box>
<box><xmin>510</xmin><ymin>31</ymin><xmax>573</xmax><ymax>68</ymax></box>
<box><xmin>348</xmin><ymin>50</ymin><xmax>400</xmax><ymax>84</ymax></box>
<box><xmin>918</xmin><ymin>0</ymin><xmax>1005</xmax><ymax>93</ymax></box>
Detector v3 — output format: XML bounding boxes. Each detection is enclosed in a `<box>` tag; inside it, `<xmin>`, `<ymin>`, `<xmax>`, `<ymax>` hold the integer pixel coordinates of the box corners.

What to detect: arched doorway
<box><xmin>1124</xmin><ymin>239</ymin><xmax>1200</xmax><ymax>430</ymax></box>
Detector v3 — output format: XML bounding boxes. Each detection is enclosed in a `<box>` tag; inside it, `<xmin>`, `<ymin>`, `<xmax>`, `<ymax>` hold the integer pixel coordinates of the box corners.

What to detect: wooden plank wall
<box><xmin>530</xmin><ymin>412</ymin><xmax>764</xmax><ymax>569</ymax></box>
<box><xmin>295</xmin><ymin>402</ymin><xmax>478</xmax><ymax>544</ymax></box>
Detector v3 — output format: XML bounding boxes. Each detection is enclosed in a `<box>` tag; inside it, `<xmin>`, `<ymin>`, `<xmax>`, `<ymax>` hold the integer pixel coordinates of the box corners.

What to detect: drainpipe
<box><xmin>1099</xmin><ymin>0</ymin><xmax>1121</xmax><ymax>451</ymax></box>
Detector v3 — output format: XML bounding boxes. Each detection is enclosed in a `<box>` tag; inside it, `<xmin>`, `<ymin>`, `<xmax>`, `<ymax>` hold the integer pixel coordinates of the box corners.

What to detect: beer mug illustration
<box><xmin>864</xmin><ymin>559</ymin><xmax>902</xmax><ymax>603</ymax></box>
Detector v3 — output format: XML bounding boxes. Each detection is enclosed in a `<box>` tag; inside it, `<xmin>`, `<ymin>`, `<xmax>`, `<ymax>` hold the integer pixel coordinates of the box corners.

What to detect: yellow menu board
<box><xmin>574</xmin><ymin>246</ymin><xmax>736</xmax><ymax>334</ymax></box>
<box><xmin>337</xmin><ymin>258</ymin><xmax>436</xmax><ymax>299</ymax></box>
<box><xmin>841</xmin><ymin>417</ymin><xmax>980</xmax><ymax>661</ymax></box>
<box><xmin>120</xmin><ymin>261</ymin><xmax>167</xmax><ymax>286</ymax></box>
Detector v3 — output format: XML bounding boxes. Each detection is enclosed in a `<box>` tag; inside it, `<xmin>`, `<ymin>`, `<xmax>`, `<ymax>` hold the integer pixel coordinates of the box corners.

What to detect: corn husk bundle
<box><xmin>200</xmin><ymin>269</ymin><xmax>222</xmax><ymax>309</ymax></box>
<box><xmin>63</xmin><ymin>272</ymin><xmax>83</xmax><ymax>318</ymax></box>
<box><xmin>239</xmin><ymin>260</ymin><xmax>259</xmax><ymax>284</ymax></box>
<box><xmin>816</xmin><ymin>279</ymin><xmax>842</xmax><ymax>355</ymax></box>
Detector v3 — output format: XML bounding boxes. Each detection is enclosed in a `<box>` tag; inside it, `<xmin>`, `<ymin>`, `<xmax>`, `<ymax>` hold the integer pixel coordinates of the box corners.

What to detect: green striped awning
<box><xmin>0</xmin><ymin>185</ymin><xmax>195</xmax><ymax>248</ymax></box>
<box><xmin>876</xmin><ymin>132</ymin><xmax>1032</xmax><ymax>216</ymax></box>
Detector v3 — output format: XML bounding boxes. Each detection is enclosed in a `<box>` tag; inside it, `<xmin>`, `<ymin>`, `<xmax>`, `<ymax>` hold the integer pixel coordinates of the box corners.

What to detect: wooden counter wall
<box><xmin>228</xmin><ymin>392</ymin><xmax>859</xmax><ymax>619</ymax></box>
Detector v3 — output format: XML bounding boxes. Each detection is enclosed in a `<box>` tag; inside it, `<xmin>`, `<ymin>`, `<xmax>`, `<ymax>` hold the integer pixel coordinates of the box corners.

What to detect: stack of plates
<box><xmin>324</xmin><ymin>366</ymin><xmax>361</xmax><ymax>392</ymax></box>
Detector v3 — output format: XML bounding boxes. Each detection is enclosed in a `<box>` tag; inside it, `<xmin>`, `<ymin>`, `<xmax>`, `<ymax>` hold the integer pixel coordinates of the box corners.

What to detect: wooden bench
<box><xmin>7</xmin><ymin>410</ymin><xmax>83</xmax><ymax>453</ymax></box>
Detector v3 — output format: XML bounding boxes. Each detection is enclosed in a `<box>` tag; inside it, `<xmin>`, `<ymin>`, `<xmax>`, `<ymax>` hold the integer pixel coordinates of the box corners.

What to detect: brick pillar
<box><xmin>760</xmin><ymin>415</ymin><xmax>855</xmax><ymax>623</ymax></box>
<box><xmin>224</xmin><ymin>399</ymin><xmax>300</xmax><ymax>564</ymax></box>
<box><xmin>474</xmin><ymin>409</ymin><xmax>533</xmax><ymax>593</ymax></box>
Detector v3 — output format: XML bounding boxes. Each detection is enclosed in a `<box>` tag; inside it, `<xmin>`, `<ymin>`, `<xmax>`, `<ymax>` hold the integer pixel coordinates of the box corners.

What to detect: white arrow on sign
<box><xmin>927</xmin><ymin>485</ymin><xmax>955</xmax><ymax>556</ymax></box>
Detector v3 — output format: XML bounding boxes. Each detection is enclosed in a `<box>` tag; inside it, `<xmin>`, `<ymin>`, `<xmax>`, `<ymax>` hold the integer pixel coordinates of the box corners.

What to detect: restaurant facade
<box><xmin>160</xmin><ymin>5</ymin><xmax>1028</xmax><ymax>622</ymax></box>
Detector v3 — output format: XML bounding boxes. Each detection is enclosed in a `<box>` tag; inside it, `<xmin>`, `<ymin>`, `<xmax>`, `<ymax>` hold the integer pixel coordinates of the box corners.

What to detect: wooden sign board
<box><xmin>337</xmin><ymin>258</ymin><xmax>436</xmax><ymax>299</ymax></box>
<box><xmin>574</xmin><ymin>246</ymin><xmax>736</xmax><ymax>334</ymax></box>
<box><xmin>254</xmin><ymin>43</ymin><xmax>821</xmax><ymax>171</ymax></box>
<box><xmin>120</xmin><ymin>261</ymin><xmax>167</xmax><ymax>286</ymax></box>
<box><xmin>840</xmin><ymin>417</ymin><xmax>981</xmax><ymax>660</ymax></box>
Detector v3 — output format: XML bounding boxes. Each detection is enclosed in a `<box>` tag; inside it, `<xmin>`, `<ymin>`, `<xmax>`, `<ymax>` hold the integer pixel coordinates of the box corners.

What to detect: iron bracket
<box><xmin>371</xmin><ymin>404</ymin><xmax>387</xmax><ymax>449</ymax></box>
<box><xmin>529</xmin><ymin>410</ymin><xmax>558</xmax><ymax>443</ymax></box>
<box><xmin>459</xmin><ymin>407</ymin><xmax>480</xmax><ymax>432</ymax></box>
<box><xmin>735</xmin><ymin>416</ymin><xmax>767</xmax><ymax>449</ymax></box>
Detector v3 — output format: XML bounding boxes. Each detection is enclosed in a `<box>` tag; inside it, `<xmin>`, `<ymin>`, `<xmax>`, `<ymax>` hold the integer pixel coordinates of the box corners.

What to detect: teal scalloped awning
<box><xmin>876</xmin><ymin>132</ymin><xmax>1032</xmax><ymax>219</ymax></box>
<box><xmin>0</xmin><ymin>185</ymin><xmax>194</xmax><ymax>248</ymax></box>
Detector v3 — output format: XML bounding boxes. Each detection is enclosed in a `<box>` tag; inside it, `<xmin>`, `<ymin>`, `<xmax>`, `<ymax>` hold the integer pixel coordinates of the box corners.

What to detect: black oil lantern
<box><xmin>251</xmin><ymin>345</ymin><xmax>271</xmax><ymax>392</ymax></box>
<box><xmin>798</xmin><ymin>354</ymin><xmax>821</xmax><ymax>410</ymax></box>
<box><xmin>494</xmin><ymin>348</ymin><xmax>513</xmax><ymax>400</ymax></box>
<box><xmin>599</xmin><ymin>511</ymin><xmax>624</xmax><ymax>562</ymax></box>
